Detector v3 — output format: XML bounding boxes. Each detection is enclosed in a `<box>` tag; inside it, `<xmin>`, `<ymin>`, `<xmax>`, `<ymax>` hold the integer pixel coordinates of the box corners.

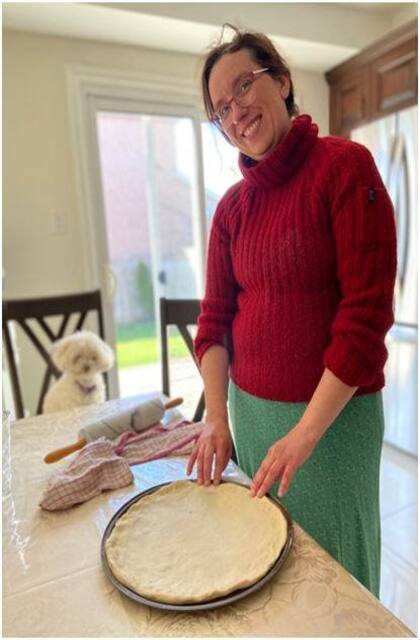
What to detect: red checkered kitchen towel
<box><xmin>40</xmin><ymin>420</ymin><xmax>203</xmax><ymax>511</ymax></box>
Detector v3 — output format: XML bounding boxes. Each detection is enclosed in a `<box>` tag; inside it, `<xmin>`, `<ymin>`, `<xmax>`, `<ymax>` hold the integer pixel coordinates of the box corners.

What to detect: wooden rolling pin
<box><xmin>44</xmin><ymin>397</ymin><xmax>183</xmax><ymax>464</ymax></box>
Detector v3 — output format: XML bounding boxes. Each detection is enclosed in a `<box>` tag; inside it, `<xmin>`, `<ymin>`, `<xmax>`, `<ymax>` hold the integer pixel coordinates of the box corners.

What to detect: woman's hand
<box><xmin>250</xmin><ymin>368</ymin><xmax>358</xmax><ymax>499</ymax></box>
<box><xmin>186</xmin><ymin>420</ymin><xmax>232</xmax><ymax>486</ymax></box>
<box><xmin>250</xmin><ymin>424</ymin><xmax>319</xmax><ymax>498</ymax></box>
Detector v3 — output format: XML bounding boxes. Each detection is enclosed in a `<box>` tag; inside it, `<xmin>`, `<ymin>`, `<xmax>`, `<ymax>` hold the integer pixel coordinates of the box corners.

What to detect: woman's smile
<box><xmin>241</xmin><ymin>115</ymin><xmax>262</xmax><ymax>139</ymax></box>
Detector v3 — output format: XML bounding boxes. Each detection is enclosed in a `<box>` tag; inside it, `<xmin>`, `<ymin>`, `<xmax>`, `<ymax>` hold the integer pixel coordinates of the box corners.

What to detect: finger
<box><xmin>186</xmin><ymin>444</ymin><xmax>198</xmax><ymax>476</ymax></box>
<box><xmin>256</xmin><ymin>462</ymin><xmax>283</xmax><ymax>498</ymax></box>
<box><xmin>213</xmin><ymin>444</ymin><xmax>229</xmax><ymax>485</ymax></box>
<box><xmin>202</xmin><ymin>444</ymin><xmax>216</xmax><ymax>486</ymax></box>
<box><xmin>196</xmin><ymin>445</ymin><xmax>205</xmax><ymax>484</ymax></box>
<box><xmin>278</xmin><ymin>463</ymin><xmax>296</xmax><ymax>498</ymax></box>
<box><xmin>250</xmin><ymin>455</ymin><xmax>275</xmax><ymax>496</ymax></box>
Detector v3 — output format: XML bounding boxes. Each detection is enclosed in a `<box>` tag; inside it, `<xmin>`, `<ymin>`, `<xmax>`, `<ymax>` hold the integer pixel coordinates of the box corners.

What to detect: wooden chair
<box><xmin>3</xmin><ymin>290</ymin><xmax>108</xmax><ymax>419</ymax></box>
<box><xmin>159</xmin><ymin>297</ymin><xmax>238</xmax><ymax>464</ymax></box>
<box><xmin>160</xmin><ymin>297</ymin><xmax>204</xmax><ymax>423</ymax></box>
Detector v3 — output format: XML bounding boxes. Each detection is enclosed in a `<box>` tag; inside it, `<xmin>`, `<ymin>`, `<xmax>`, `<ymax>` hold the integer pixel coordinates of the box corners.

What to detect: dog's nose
<box><xmin>83</xmin><ymin>365</ymin><xmax>90</xmax><ymax>373</ymax></box>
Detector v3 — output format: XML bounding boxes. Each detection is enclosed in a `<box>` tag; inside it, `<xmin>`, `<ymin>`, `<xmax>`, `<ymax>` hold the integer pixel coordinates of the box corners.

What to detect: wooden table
<box><xmin>3</xmin><ymin>395</ymin><xmax>414</xmax><ymax>637</ymax></box>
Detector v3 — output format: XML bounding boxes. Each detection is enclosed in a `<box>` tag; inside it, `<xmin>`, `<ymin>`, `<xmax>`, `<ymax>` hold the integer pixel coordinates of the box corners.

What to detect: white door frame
<box><xmin>66</xmin><ymin>64</ymin><xmax>208</xmax><ymax>398</ymax></box>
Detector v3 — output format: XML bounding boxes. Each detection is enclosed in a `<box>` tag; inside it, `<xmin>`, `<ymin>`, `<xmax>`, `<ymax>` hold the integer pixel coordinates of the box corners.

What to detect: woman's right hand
<box><xmin>186</xmin><ymin>420</ymin><xmax>232</xmax><ymax>486</ymax></box>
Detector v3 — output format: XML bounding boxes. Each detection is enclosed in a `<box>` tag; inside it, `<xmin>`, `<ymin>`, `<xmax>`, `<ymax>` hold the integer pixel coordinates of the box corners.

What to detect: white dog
<box><xmin>42</xmin><ymin>330</ymin><xmax>114</xmax><ymax>414</ymax></box>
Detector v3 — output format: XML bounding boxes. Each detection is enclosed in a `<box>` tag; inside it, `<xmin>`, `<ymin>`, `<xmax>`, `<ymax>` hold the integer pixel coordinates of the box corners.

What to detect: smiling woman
<box><xmin>187</xmin><ymin>23</ymin><xmax>397</xmax><ymax>599</ymax></box>
<box><xmin>202</xmin><ymin>26</ymin><xmax>299</xmax><ymax>160</ymax></box>
<box><xmin>207</xmin><ymin>50</ymin><xmax>291</xmax><ymax>161</ymax></box>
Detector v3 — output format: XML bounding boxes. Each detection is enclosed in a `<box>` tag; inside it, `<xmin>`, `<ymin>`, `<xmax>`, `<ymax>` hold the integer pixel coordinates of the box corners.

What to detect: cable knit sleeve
<box><xmin>322</xmin><ymin>142</ymin><xmax>397</xmax><ymax>387</ymax></box>
<box><xmin>194</xmin><ymin>189</ymin><xmax>240</xmax><ymax>366</ymax></box>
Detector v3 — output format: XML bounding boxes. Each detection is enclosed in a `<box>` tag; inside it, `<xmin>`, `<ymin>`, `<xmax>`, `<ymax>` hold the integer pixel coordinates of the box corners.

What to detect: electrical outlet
<box><xmin>51</xmin><ymin>209</ymin><xmax>68</xmax><ymax>235</ymax></box>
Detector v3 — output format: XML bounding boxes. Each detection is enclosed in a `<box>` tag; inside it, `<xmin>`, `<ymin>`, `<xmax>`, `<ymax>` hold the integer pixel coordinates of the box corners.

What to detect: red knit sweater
<box><xmin>194</xmin><ymin>114</ymin><xmax>397</xmax><ymax>402</ymax></box>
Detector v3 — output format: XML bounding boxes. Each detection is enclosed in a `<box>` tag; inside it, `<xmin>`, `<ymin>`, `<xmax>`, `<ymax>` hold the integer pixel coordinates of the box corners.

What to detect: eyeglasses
<box><xmin>212</xmin><ymin>68</ymin><xmax>269</xmax><ymax>130</ymax></box>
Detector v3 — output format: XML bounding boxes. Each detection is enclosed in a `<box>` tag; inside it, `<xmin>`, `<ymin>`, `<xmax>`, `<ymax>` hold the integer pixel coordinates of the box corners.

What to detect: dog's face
<box><xmin>51</xmin><ymin>331</ymin><xmax>114</xmax><ymax>376</ymax></box>
<box><xmin>68</xmin><ymin>348</ymin><xmax>105</xmax><ymax>377</ymax></box>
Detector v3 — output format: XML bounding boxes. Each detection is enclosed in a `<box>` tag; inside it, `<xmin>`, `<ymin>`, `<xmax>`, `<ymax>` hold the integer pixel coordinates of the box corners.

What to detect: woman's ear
<box><xmin>276</xmin><ymin>74</ymin><xmax>291</xmax><ymax>100</ymax></box>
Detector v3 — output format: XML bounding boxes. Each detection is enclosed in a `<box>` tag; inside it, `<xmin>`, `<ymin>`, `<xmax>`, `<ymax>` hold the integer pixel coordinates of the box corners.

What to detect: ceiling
<box><xmin>2</xmin><ymin>2</ymin><xmax>417</xmax><ymax>73</ymax></box>
<box><xmin>340</xmin><ymin>2</ymin><xmax>408</xmax><ymax>12</ymax></box>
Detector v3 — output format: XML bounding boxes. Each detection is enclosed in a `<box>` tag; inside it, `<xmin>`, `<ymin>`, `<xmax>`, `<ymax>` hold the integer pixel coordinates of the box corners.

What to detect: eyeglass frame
<box><xmin>211</xmin><ymin>67</ymin><xmax>270</xmax><ymax>130</ymax></box>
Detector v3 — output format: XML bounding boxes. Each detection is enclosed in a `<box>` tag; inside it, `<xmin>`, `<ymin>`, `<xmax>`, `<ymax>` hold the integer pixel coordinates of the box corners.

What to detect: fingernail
<box><xmin>257</xmin><ymin>490</ymin><xmax>263</xmax><ymax>498</ymax></box>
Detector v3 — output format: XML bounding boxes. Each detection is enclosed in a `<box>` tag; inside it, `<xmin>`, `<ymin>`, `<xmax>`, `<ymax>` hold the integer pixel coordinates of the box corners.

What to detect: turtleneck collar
<box><xmin>239</xmin><ymin>114</ymin><xmax>319</xmax><ymax>188</ymax></box>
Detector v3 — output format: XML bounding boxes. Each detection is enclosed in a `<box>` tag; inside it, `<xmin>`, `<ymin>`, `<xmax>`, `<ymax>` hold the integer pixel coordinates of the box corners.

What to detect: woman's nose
<box><xmin>231</xmin><ymin>100</ymin><xmax>247</xmax><ymax>125</ymax></box>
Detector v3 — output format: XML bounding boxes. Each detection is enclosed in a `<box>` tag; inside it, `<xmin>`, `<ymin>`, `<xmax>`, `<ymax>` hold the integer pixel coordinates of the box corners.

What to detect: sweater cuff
<box><xmin>194</xmin><ymin>338</ymin><xmax>231</xmax><ymax>368</ymax></box>
<box><xmin>323</xmin><ymin>335</ymin><xmax>385</xmax><ymax>388</ymax></box>
<box><xmin>194</xmin><ymin>341</ymin><xmax>213</xmax><ymax>367</ymax></box>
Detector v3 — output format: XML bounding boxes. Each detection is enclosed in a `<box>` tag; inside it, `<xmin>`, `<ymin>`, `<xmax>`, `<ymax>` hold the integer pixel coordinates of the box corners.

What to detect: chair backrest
<box><xmin>159</xmin><ymin>297</ymin><xmax>204</xmax><ymax>422</ymax></box>
<box><xmin>2</xmin><ymin>289</ymin><xmax>108</xmax><ymax>419</ymax></box>
<box><xmin>159</xmin><ymin>297</ymin><xmax>238</xmax><ymax>464</ymax></box>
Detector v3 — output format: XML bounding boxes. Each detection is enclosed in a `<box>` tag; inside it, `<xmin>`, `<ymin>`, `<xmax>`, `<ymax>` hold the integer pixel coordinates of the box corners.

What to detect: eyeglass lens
<box><xmin>218</xmin><ymin>74</ymin><xmax>259</xmax><ymax>128</ymax></box>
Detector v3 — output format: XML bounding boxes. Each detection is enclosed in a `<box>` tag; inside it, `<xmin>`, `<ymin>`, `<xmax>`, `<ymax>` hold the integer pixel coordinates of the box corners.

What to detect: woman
<box><xmin>186</xmin><ymin>25</ymin><xmax>396</xmax><ymax>597</ymax></box>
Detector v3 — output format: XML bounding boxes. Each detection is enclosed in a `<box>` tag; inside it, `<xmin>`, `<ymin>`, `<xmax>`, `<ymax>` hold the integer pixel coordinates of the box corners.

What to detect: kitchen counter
<box><xmin>3</xmin><ymin>395</ymin><xmax>414</xmax><ymax>637</ymax></box>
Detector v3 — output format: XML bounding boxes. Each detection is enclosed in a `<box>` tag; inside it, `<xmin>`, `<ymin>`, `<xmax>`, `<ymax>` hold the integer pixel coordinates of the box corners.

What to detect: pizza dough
<box><xmin>105</xmin><ymin>480</ymin><xmax>288</xmax><ymax>604</ymax></box>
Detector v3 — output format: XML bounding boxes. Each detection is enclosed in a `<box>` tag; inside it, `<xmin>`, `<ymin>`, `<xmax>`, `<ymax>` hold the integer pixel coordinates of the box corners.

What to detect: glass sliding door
<box><xmin>201</xmin><ymin>121</ymin><xmax>242</xmax><ymax>222</ymax></box>
<box><xmin>95</xmin><ymin>110</ymin><xmax>203</xmax><ymax>406</ymax></box>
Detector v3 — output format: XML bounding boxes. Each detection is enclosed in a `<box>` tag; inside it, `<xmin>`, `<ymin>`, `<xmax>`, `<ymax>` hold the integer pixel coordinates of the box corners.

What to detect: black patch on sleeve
<box><xmin>368</xmin><ymin>188</ymin><xmax>376</xmax><ymax>203</ymax></box>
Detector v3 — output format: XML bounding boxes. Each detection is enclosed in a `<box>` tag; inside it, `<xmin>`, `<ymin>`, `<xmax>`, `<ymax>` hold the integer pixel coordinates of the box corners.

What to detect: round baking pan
<box><xmin>101</xmin><ymin>479</ymin><xmax>293</xmax><ymax>612</ymax></box>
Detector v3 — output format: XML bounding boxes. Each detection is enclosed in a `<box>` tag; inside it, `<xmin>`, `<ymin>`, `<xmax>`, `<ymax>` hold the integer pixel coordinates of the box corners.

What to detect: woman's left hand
<box><xmin>250</xmin><ymin>424</ymin><xmax>319</xmax><ymax>498</ymax></box>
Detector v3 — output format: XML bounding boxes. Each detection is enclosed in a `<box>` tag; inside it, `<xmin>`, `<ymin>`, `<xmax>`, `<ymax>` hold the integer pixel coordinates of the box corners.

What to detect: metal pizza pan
<box><xmin>101</xmin><ymin>479</ymin><xmax>293</xmax><ymax>612</ymax></box>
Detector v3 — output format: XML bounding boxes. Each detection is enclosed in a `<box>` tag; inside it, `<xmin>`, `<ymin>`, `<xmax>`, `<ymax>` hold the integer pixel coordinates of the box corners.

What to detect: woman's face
<box><xmin>208</xmin><ymin>48</ymin><xmax>292</xmax><ymax>161</ymax></box>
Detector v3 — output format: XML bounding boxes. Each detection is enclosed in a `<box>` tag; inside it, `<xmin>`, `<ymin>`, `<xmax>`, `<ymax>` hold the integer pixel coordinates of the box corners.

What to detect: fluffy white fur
<box><xmin>42</xmin><ymin>330</ymin><xmax>114</xmax><ymax>414</ymax></box>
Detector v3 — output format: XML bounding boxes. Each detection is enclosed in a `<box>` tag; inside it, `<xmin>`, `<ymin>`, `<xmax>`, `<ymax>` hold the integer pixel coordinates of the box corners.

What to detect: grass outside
<box><xmin>116</xmin><ymin>321</ymin><xmax>189</xmax><ymax>368</ymax></box>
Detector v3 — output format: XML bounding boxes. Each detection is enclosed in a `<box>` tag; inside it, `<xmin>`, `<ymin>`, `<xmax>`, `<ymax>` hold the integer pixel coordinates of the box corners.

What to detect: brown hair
<box><xmin>202</xmin><ymin>23</ymin><xmax>299</xmax><ymax>124</ymax></box>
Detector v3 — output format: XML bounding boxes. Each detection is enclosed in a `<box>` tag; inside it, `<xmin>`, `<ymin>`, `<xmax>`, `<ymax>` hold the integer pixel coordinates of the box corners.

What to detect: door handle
<box><xmin>158</xmin><ymin>270</ymin><xmax>167</xmax><ymax>285</ymax></box>
<box><xmin>104</xmin><ymin>263</ymin><xmax>117</xmax><ymax>302</ymax></box>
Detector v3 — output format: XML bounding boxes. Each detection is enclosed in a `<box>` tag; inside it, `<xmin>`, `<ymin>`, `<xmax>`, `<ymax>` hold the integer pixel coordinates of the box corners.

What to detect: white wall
<box><xmin>293</xmin><ymin>69</ymin><xmax>329</xmax><ymax>134</ymax></box>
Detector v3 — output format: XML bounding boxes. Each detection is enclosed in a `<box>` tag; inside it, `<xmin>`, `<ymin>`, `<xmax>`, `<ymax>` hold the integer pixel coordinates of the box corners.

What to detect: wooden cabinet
<box><xmin>329</xmin><ymin>68</ymin><xmax>370</xmax><ymax>136</ymax></box>
<box><xmin>326</xmin><ymin>20</ymin><xmax>417</xmax><ymax>136</ymax></box>
<box><xmin>370</xmin><ymin>35</ymin><xmax>417</xmax><ymax>119</ymax></box>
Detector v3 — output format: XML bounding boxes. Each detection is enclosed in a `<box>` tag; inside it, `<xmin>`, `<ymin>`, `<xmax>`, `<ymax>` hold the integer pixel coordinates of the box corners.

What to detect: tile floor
<box><xmin>379</xmin><ymin>443</ymin><xmax>418</xmax><ymax>634</ymax></box>
<box><xmin>120</xmin><ymin>363</ymin><xmax>418</xmax><ymax>633</ymax></box>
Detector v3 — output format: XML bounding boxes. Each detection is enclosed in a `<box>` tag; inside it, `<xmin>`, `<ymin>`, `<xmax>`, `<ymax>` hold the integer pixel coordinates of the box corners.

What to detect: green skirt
<box><xmin>228</xmin><ymin>381</ymin><xmax>384</xmax><ymax>597</ymax></box>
